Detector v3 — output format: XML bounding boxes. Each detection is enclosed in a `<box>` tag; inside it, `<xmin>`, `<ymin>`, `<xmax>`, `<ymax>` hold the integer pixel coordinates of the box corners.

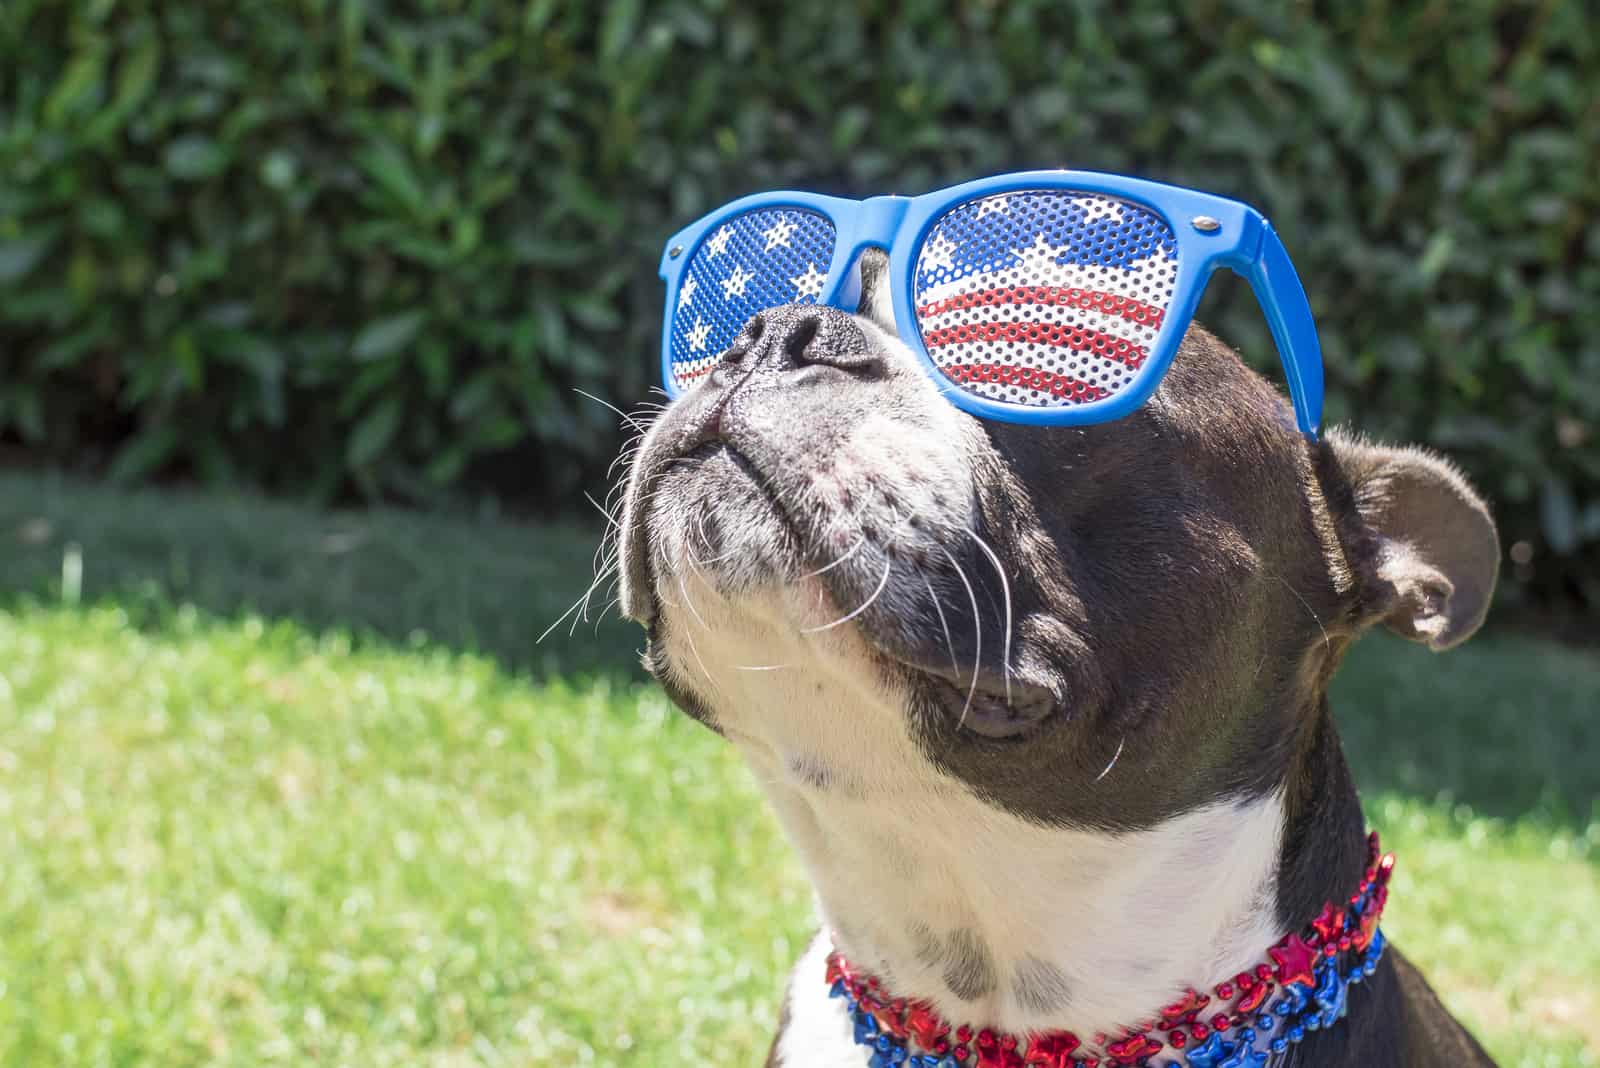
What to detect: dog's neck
<box><xmin>659</xmin><ymin>583</ymin><xmax>1370</xmax><ymax>1044</ymax></box>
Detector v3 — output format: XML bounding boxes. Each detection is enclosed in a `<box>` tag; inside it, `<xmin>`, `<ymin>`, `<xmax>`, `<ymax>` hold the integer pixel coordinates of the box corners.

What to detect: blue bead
<box><xmin>853</xmin><ymin>1011</ymin><xmax>879</xmax><ymax>1044</ymax></box>
<box><xmin>1269</xmin><ymin>1037</ymin><xmax>1288</xmax><ymax>1053</ymax></box>
<box><xmin>830</xmin><ymin>980</ymin><xmax>847</xmax><ymax>999</ymax></box>
<box><xmin>1255</xmin><ymin>1013</ymin><xmax>1274</xmax><ymax>1031</ymax></box>
<box><xmin>876</xmin><ymin>1034</ymin><xmax>894</xmax><ymax>1053</ymax></box>
<box><xmin>1184</xmin><ymin>1033</ymin><xmax>1232</xmax><ymax>1068</ymax></box>
<box><xmin>1287</xmin><ymin>1024</ymin><xmax>1305</xmax><ymax>1043</ymax></box>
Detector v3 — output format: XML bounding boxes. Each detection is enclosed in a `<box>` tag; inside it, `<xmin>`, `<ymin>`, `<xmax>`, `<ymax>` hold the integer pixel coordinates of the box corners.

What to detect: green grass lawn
<box><xmin>0</xmin><ymin>472</ymin><xmax>1595</xmax><ymax>1067</ymax></box>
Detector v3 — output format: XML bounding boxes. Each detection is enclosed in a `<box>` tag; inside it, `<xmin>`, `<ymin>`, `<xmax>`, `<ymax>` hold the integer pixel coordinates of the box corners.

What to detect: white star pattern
<box><xmin>721</xmin><ymin>264</ymin><xmax>755</xmax><ymax>300</ymax></box>
<box><xmin>975</xmin><ymin>195</ymin><xmax>1012</xmax><ymax>219</ymax></box>
<box><xmin>761</xmin><ymin>216</ymin><xmax>798</xmax><ymax>251</ymax></box>
<box><xmin>1074</xmin><ymin>196</ymin><xmax>1124</xmax><ymax>224</ymax></box>
<box><xmin>1015</xmin><ymin>232</ymin><xmax>1065</xmax><ymax>269</ymax></box>
<box><xmin>791</xmin><ymin>262</ymin><xmax>826</xmax><ymax>300</ymax></box>
<box><xmin>687</xmin><ymin>316</ymin><xmax>712</xmax><ymax>352</ymax></box>
<box><xmin>922</xmin><ymin>232</ymin><xmax>959</xmax><ymax>272</ymax></box>
<box><xmin>677</xmin><ymin>274</ymin><xmax>698</xmax><ymax>310</ymax></box>
<box><xmin>705</xmin><ymin>225</ymin><xmax>733</xmax><ymax>257</ymax></box>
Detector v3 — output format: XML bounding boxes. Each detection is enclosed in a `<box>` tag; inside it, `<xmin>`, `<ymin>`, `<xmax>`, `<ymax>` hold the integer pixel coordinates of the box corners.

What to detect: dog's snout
<box><xmin>720</xmin><ymin>304</ymin><xmax>884</xmax><ymax>381</ymax></box>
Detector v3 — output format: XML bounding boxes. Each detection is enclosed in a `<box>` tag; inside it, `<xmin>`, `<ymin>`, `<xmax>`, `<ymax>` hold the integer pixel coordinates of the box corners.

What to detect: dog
<box><xmin>615</xmin><ymin>249</ymin><xmax>1500</xmax><ymax>1067</ymax></box>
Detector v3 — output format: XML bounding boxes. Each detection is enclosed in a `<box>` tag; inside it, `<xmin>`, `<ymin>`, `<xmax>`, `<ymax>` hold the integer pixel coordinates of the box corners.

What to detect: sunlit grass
<box><xmin>0</xmin><ymin>473</ymin><xmax>1593</xmax><ymax>1066</ymax></box>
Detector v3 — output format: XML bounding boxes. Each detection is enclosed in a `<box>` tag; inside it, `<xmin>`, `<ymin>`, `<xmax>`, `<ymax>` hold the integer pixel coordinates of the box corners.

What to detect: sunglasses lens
<box><xmin>912</xmin><ymin>190</ymin><xmax>1178</xmax><ymax>409</ymax></box>
<box><xmin>668</xmin><ymin>207</ymin><xmax>837</xmax><ymax>392</ymax></box>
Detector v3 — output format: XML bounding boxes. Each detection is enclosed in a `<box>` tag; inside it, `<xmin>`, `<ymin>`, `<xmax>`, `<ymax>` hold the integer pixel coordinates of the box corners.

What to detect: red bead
<box><xmin>1001</xmin><ymin>1035</ymin><xmax>1018</xmax><ymax>1051</ymax></box>
<box><xmin>1233</xmin><ymin>980</ymin><xmax>1271</xmax><ymax>1014</ymax></box>
<box><xmin>908</xmin><ymin>1001</ymin><xmax>950</xmax><ymax>1049</ymax></box>
<box><xmin>1211</xmin><ymin>1014</ymin><xmax>1231</xmax><ymax>1031</ymax></box>
<box><xmin>1323</xmin><ymin>943</ymin><xmax>1339</xmax><ymax>958</ymax></box>
<box><xmin>1158</xmin><ymin>989</ymin><xmax>1211</xmax><ymax>1028</ymax></box>
<box><xmin>1023</xmin><ymin>1031</ymin><xmax>1080</xmax><ymax>1068</ymax></box>
<box><xmin>1104</xmin><ymin>1033</ymin><xmax>1162</xmax><ymax>1066</ymax></box>
<box><xmin>1237</xmin><ymin>974</ymin><xmax>1255</xmax><ymax>991</ymax></box>
<box><xmin>1255</xmin><ymin>964</ymin><xmax>1274</xmax><ymax>981</ymax></box>
<box><xmin>1216</xmin><ymin>983</ymin><xmax>1234</xmax><ymax>999</ymax></box>
<box><xmin>958</xmin><ymin>1025</ymin><xmax>974</xmax><ymax>1043</ymax></box>
<box><xmin>1190</xmin><ymin>1025</ymin><xmax>1210</xmax><ymax>1041</ymax></box>
<box><xmin>1168</xmin><ymin>1030</ymin><xmax>1188</xmax><ymax>1049</ymax></box>
<box><xmin>934</xmin><ymin>1039</ymin><xmax>951</xmax><ymax>1055</ymax></box>
<box><xmin>1311</xmin><ymin>902</ymin><xmax>1346</xmax><ymax>944</ymax></box>
<box><xmin>1270</xmin><ymin>933</ymin><xmax>1319</xmax><ymax>988</ymax></box>
<box><xmin>951</xmin><ymin>1044</ymin><xmax>970</xmax><ymax>1062</ymax></box>
<box><xmin>1339</xmin><ymin>935</ymin><xmax>1353</xmax><ymax>951</ymax></box>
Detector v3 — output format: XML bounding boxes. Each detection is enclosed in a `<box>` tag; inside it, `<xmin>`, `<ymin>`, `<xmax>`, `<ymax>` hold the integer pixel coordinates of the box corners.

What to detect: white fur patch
<box><xmin>658</xmin><ymin>579</ymin><xmax>1286</xmax><ymax>1043</ymax></box>
<box><xmin>773</xmin><ymin>931</ymin><xmax>859</xmax><ymax>1068</ymax></box>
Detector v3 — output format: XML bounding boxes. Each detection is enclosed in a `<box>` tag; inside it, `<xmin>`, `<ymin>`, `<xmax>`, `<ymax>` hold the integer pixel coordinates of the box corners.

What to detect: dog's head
<box><xmin>615</xmin><ymin>253</ymin><xmax>1499</xmax><ymax>833</ymax></box>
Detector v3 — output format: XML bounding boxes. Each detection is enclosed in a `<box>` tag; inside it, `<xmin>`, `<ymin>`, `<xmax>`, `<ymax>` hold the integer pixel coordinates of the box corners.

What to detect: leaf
<box><xmin>352</xmin><ymin>312</ymin><xmax>426</xmax><ymax>361</ymax></box>
<box><xmin>346</xmin><ymin>396</ymin><xmax>404</xmax><ymax>468</ymax></box>
<box><xmin>0</xmin><ymin>232</ymin><xmax>61</xmax><ymax>283</ymax></box>
<box><xmin>1540</xmin><ymin>478</ymin><xmax>1579</xmax><ymax>555</ymax></box>
<box><xmin>108</xmin><ymin>425</ymin><xmax>180</xmax><ymax>483</ymax></box>
<box><xmin>164</xmin><ymin>136</ymin><xmax>229</xmax><ymax>179</ymax></box>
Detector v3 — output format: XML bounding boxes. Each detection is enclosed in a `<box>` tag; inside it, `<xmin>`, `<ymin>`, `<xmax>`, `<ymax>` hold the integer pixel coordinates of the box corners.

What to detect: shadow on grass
<box><xmin>1</xmin><ymin>470</ymin><xmax>1594</xmax><ymax>833</ymax></box>
<box><xmin>0</xmin><ymin>471</ymin><xmax>642</xmax><ymax>684</ymax></box>
<box><xmin>1331</xmin><ymin>629</ymin><xmax>1599</xmax><ymax>835</ymax></box>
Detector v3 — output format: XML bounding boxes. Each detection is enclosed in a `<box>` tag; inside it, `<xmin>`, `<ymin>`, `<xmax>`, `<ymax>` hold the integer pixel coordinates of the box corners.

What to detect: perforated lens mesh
<box><xmin>913</xmin><ymin>191</ymin><xmax>1179</xmax><ymax>408</ymax></box>
<box><xmin>667</xmin><ymin>208</ymin><xmax>836</xmax><ymax>391</ymax></box>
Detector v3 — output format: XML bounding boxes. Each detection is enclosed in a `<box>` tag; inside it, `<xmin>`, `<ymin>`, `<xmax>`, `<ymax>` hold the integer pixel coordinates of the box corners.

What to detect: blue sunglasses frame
<box><xmin>657</xmin><ymin>170</ymin><xmax>1324</xmax><ymax>438</ymax></box>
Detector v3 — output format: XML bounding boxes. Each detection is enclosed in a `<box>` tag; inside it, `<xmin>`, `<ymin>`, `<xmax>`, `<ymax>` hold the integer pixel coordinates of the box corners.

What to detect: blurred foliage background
<box><xmin>1</xmin><ymin>0</ymin><xmax>1596</xmax><ymax>617</ymax></box>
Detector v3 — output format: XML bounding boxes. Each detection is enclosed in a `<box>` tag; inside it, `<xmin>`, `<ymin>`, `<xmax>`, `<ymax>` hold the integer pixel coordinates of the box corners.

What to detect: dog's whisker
<box><xmin>677</xmin><ymin>622</ymin><xmax>722</xmax><ymax>693</ymax></box>
<box><xmin>924</xmin><ymin>576</ymin><xmax>962</xmax><ymax>680</ymax></box>
<box><xmin>583</xmin><ymin>491</ymin><xmax>624</xmax><ymax>530</ymax></box>
<box><xmin>573</xmin><ymin>387</ymin><xmax>652</xmax><ymax>435</ymax></box>
<box><xmin>1269</xmin><ymin>572</ymin><xmax>1330</xmax><ymax>655</ymax></box>
<box><xmin>1094</xmin><ymin>735</ymin><xmax>1126</xmax><ymax>783</ymax></box>
<box><xmin>940</xmin><ymin>547</ymin><xmax>983</xmax><ymax>731</ymax></box>
<box><xmin>676</xmin><ymin>569</ymin><xmax>712</xmax><ymax>631</ymax></box>
<box><xmin>802</xmin><ymin>534</ymin><xmax>866</xmax><ymax>579</ymax></box>
<box><xmin>964</xmin><ymin>527</ymin><xmax>1014</xmax><ymax>705</ymax></box>
<box><xmin>733</xmin><ymin>663</ymin><xmax>792</xmax><ymax>671</ymax></box>
<box><xmin>801</xmin><ymin>557</ymin><xmax>893</xmax><ymax>634</ymax></box>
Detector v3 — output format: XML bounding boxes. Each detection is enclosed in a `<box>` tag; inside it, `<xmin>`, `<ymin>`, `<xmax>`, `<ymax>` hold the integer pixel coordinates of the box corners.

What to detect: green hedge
<box><xmin>2</xmin><ymin>1</ymin><xmax>1596</xmax><ymax>609</ymax></box>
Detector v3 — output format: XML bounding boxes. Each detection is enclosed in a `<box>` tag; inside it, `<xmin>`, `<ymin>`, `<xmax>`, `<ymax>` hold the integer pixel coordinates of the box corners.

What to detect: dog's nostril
<box><xmin>784</xmin><ymin>314</ymin><xmax>821</xmax><ymax>363</ymax></box>
<box><xmin>723</xmin><ymin>315</ymin><xmax>766</xmax><ymax>365</ymax></box>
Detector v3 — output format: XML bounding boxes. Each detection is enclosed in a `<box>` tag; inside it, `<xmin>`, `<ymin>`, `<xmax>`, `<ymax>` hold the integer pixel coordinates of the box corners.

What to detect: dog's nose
<box><xmin>718</xmin><ymin>304</ymin><xmax>885</xmax><ymax>381</ymax></box>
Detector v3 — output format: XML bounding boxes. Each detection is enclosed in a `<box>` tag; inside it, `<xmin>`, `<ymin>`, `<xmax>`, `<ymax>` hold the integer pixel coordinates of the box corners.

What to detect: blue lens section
<box><xmin>668</xmin><ymin>208</ymin><xmax>836</xmax><ymax>392</ymax></box>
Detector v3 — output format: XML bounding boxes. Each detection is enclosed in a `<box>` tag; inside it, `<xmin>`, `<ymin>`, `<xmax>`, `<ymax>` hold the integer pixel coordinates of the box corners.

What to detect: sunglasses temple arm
<box><xmin>1245</xmin><ymin>221</ymin><xmax>1325</xmax><ymax>439</ymax></box>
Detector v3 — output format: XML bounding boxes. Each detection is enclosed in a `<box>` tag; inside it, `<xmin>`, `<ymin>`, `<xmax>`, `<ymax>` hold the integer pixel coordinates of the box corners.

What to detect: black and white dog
<box><xmin>616</xmin><ymin>253</ymin><xmax>1500</xmax><ymax>1067</ymax></box>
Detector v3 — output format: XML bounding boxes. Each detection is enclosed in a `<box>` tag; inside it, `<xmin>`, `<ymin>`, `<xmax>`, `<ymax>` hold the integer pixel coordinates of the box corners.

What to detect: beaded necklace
<box><xmin>827</xmin><ymin>832</ymin><xmax>1394</xmax><ymax>1068</ymax></box>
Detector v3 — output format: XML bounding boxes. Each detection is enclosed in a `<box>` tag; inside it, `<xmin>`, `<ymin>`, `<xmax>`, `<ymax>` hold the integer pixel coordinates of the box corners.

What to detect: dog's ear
<box><xmin>1323</xmin><ymin>429</ymin><xmax>1500</xmax><ymax>650</ymax></box>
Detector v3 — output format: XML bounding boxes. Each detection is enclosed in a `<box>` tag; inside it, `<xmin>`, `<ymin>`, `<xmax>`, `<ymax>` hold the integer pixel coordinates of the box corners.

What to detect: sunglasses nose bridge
<box><xmin>844</xmin><ymin>195</ymin><xmax>912</xmax><ymax>254</ymax></box>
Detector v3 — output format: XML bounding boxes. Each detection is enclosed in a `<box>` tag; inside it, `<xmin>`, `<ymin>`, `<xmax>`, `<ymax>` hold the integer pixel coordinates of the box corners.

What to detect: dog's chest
<box><xmin>660</xmin><ymin>586</ymin><xmax>1287</xmax><ymax>1041</ymax></box>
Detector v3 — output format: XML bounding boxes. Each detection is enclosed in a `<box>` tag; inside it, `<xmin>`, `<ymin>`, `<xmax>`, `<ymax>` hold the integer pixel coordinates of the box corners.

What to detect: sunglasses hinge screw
<box><xmin>1191</xmin><ymin>216</ymin><xmax>1222</xmax><ymax>233</ymax></box>
<box><xmin>669</xmin><ymin>245</ymin><xmax>684</xmax><ymax>259</ymax></box>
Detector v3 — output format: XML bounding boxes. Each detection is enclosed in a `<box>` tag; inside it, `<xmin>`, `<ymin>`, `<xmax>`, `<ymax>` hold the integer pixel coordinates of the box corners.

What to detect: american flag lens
<box><xmin>912</xmin><ymin>190</ymin><xmax>1179</xmax><ymax>408</ymax></box>
<box><xmin>668</xmin><ymin>207</ymin><xmax>837</xmax><ymax>393</ymax></box>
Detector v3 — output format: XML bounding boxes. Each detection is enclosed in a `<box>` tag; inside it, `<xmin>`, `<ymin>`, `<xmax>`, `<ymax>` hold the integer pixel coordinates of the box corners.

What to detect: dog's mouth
<box><xmin>627</xmin><ymin>437</ymin><xmax>1068</xmax><ymax>740</ymax></box>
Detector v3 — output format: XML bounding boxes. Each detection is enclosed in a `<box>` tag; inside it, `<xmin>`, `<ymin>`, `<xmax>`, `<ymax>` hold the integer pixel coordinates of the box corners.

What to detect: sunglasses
<box><xmin>657</xmin><ymin>170</ymin><xmax>1324</xmax><ymax>438</ymax></box>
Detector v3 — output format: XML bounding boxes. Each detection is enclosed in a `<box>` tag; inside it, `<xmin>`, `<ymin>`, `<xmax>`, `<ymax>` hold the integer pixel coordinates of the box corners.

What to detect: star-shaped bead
<box><xmin>1310</xmin><ymin>902</ymin><xmax>1345</xmax><ymax>944</ymax></box>
<box><xmin>677</xmin><ymin>274</ymin><xmax>698</xmax><ymax>310</ymax></box>
<box><xmin>720</xmin><ymin>264</ymin><xmax>754</xmax><ymax>300</ymax></box>
<box><xmin>705</xmin><ymin>225</ymin><xmax>733</xmax><ymax>256</ymax></box>
<box><xmin>791</xmin><ymin>262</ymin><xmax>826</xmax><ymax>300</ymax></box>
<box><xmin>1216</xmin><ymin>1043</ymin><xmax>1267</xmax><ymax>1068</ymax></box>
<box><xmin>686</xmin><ymin>316</ymin><xmax>712</xmax><ymax>352</ymax></box>
<box><xmin>761</xmin><ymin>215</ymin><xmax>799</xmax><ymax>251</ymax></box>
<box><xmin>1021</xmin><ymin>1031</ymin><xmax>1079</xmax><ymax>1068</ymax></box>
<box><xmin>921</xmin><ymin>232</ymin><xmax>959</xmax><ymax>272</ymax></box>
<box><xmin>1183</xmin><ymin>1032</ymin><xmax>1233</xmax><ymax>1068</ymax></box>
<box><xmin>975</xmin><ymin>194</ymin><xmax>1011</xmax><ymax>219</ymax></box>
<box><xmin>1269</xmin><ymin>934</ymin><xmax>1318</xmax><ymax>989</ymax></box>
